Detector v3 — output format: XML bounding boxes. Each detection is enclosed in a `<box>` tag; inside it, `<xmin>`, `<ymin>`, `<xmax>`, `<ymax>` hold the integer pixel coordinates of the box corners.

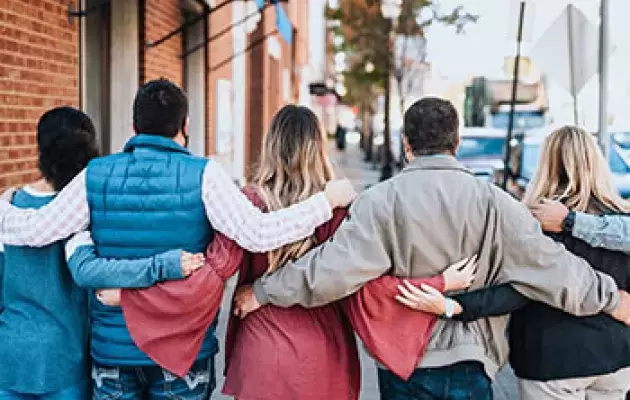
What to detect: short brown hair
<box><xmin>404</xmin><ymin>97</ymin><xmax>459</xmax><ymax>156</ymax></box>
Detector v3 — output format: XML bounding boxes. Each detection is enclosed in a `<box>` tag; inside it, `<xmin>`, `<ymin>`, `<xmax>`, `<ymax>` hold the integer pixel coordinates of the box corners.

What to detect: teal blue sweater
<box><xmin>0</xmin><ymin>188</ymin><xmax>88</xmax><ymax>394</ymax></box>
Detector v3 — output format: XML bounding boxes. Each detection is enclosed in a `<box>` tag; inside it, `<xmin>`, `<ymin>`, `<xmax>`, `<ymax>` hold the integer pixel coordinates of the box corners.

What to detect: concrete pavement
<box><xmin>211</xmin><ymin>140</ymin><xmax>518</xmax><ymax>399</ymax></box>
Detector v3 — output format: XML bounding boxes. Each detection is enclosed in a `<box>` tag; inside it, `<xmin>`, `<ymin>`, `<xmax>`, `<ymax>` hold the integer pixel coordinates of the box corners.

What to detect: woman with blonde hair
<box><xmin>399</xmin><ymin>125</ymin><xmax>630</xmax><ymax>399</ymax></box>
<box><xmin>93</xmin><ymin>104</ymin><xmax>476</xmax><ymax>399</ymax></box>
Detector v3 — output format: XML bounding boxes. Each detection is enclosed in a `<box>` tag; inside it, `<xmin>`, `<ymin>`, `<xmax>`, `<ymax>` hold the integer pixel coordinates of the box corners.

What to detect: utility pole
<box><xmin>598</xmin><ymin>0</ymin><xmax>610</xmax><ymax>159</ymax></box>
<box><xmin>502</xmin><ymin>1</ymin><xmax>525</xmax><ymax>191</ymax></box>
<box><xmin>380</xmin><ymin>18</ymin><xmax>397</xmax><ymax>181</ymax></box>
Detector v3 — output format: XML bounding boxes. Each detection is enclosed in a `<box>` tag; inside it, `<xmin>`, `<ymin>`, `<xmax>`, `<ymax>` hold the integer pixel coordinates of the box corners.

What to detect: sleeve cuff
<box><xmin>572</xmin><ymin>212</ymin><xmax>590</xmax><ymax>239</ymax></box>
<box><xmin>604</xmin><ymin>288</ymin><xmax>621</xmax><ymax>314</ymax></box>
<box><xmin>310</xmin><ymin>192</ymin><xmax>333</xmax><ymax>224</ymax></box>
<box><xmin>253</xmin><ymin>279</ymin><xmax>271</xmax><ymax>306</ymax></box>
<box><xmin>158</xmin><ymin>249</ymin><xmax>185</xmax><ymax>280</ymax></box>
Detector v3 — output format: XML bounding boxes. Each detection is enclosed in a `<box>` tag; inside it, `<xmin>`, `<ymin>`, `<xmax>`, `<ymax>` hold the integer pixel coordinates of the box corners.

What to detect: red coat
<box><xmin>120</xmin><ymin>189</ymin><xmax>445</xmax><ymax>396</ymax></box>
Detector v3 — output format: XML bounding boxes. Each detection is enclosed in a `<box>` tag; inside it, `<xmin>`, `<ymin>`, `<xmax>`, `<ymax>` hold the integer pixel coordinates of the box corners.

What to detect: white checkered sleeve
<box><xmin>0</xmin><ymin>170</ymin><xmax>90</xmax><ymax>247</ymax></box>
<box><xmin>201</xmin><ymin>161</ymin><xmax>333</xmax><ymax>253</ymax></box>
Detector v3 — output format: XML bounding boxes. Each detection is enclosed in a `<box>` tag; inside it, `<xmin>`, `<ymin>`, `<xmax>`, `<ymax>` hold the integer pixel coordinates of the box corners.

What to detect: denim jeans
<box><xmin>0</xmin><ymin>381</ymin><xmax>88</xmax><ymax>400</ymax></box>
<box><xmin>378</xmin><ymin>361</ymin><xmax>493</xmax><ymax>400</ymax></box>
<box><xmin>91</xmin><ymin>357</ymin><xmax>215</xmax><ymax>400</ymax></box>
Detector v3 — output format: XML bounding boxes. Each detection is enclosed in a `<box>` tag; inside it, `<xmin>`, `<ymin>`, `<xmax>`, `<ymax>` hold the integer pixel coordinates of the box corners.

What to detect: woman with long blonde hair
<box><xmin>251</xmin><ymin>105</ymin><xmax>335</xmax><ymax>273</ymax></box>
<box><xmin>401</xmin><ymin>125</ymin><xmax>630</xmax><ymax>400</ymax></box>
<box><xmin>524</xmin><ymin>125</ymin><xmax>630</xmax><ymax>213</ymax></box>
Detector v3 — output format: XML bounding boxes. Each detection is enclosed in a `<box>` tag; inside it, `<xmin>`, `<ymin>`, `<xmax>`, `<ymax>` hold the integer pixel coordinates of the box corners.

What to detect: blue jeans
<box><xmin>378</xmin><ymin>361</ymin><xmax>493</xmax><ymax>400</ymax></box>
<box><xmin>0</xmin><ymin>381</ymin><xmax>88</xmax><ymax>400</ymax></box>
<box><xmin>91</xmin><ymin>357</ymin><xmax>215</xmax><ymax>400</ymax></box>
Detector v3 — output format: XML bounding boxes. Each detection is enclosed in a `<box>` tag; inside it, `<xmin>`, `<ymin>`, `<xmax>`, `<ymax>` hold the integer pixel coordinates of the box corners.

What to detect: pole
<box><xmin>598</xmin><ymin>0</ymin><xmax>610</xmax><ymax>159</ymax></box>
<box><xmin>502</xmin><ymin>1</ymin><xmax>525</xmax><ymax>191</ymax></box>
<box><xmin>380</xmin><ymin>19</ymin><xmax>395</xmax><ymax>181</ymax></box>
<box><xmin>567</xmin><ymin>4</ymin><xmax>579</xmax><ymax>124</ymax></box>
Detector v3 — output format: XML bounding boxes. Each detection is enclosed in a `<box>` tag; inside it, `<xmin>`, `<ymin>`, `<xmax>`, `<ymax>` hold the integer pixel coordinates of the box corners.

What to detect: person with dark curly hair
<box><xmin>0</xmin><ymin>107</ymin><xmax>99</xmax><ymax>399</ymax></box>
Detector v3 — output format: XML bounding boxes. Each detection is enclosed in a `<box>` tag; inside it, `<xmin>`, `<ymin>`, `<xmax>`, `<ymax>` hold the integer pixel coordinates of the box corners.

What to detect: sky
<box><xmin>425</xmin><ymin>0</ymin><xmax>630</xmax><ymax>130</ymax></box>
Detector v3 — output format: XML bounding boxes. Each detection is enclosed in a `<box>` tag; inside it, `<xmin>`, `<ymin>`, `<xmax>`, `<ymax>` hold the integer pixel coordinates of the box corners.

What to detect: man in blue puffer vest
<box><xmin>0</xmin><ymin>79</ymin><xmax>356</xmax><ymax>399</ymax></box>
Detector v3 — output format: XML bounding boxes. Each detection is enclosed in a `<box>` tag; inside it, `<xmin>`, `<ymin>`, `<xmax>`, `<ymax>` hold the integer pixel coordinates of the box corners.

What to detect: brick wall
<box><xmin>0</xmin><ymin>0</ymin><xmax>79</xmax><ymax>191</ymax></box>
<box><xmin>143</xmin><ymin>0</ymin><xmax>183</xmax><ymax>85</ymax></box>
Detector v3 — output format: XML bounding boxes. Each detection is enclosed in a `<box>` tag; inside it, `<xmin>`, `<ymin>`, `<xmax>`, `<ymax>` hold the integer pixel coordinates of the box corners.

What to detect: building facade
<box><xmin>0</xmin><ymin>0</ymin><xmax>316</xmax><ymax>190</ymax></box>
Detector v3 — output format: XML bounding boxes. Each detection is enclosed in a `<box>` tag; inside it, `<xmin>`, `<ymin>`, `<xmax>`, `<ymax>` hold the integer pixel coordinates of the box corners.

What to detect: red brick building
<box><xmin>0</xmin><ymin>0</ymin><xmax>312</xmax><ymax>190</ymax></box>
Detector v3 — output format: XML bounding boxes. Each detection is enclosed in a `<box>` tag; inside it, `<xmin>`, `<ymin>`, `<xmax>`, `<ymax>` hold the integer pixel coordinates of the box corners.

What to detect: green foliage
<box><xmin>328</xmin><ymin>0</ymin><xmax>478</xmax><ymax>107</ymax></box>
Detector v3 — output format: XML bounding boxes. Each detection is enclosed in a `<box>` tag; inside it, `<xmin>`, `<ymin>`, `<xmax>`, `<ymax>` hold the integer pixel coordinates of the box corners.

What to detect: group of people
<box><xmin>1</xmin><ymin>78</ymin><xmax>630</xmax><ymax>400</ymax></box>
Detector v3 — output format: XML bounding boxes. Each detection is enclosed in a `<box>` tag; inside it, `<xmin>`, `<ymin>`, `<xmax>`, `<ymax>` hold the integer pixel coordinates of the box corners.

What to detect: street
<box><xmin>212</xmin><ymin>140</ymin><xmax>518</xmax><ymax>399</ymax></box>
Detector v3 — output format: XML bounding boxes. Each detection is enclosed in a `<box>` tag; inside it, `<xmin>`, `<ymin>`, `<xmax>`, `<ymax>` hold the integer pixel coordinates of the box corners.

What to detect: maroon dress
<box><xmin>221</xmin><ymin>192</ymin><xmax>361</xmax><ymax>400</ymax></box>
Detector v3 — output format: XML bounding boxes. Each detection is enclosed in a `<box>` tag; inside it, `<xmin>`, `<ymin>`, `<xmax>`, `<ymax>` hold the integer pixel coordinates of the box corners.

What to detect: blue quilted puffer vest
<box><xmin>86</xmin><ymin>134</ymin><xmax>216</xmax><ymax>366</ymax></box>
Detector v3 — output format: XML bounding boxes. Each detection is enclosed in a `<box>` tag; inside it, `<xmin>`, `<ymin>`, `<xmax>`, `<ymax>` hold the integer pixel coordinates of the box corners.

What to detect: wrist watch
<box><xmin>443</xmin><ymin>298</ymin><xmax>456</xmax><ymax>319</ymax></box>
<box><xmin>562</xmin><ymin>210</ymin><xmax>576</xmax><ymax>233</ymax></box>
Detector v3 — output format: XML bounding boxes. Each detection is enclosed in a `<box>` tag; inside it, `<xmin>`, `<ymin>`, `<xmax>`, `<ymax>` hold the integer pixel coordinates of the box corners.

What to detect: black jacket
<box><xmin>454</xmin><ymin>230</ymin><xmax>630</xmax><ymax>381</ymax></box>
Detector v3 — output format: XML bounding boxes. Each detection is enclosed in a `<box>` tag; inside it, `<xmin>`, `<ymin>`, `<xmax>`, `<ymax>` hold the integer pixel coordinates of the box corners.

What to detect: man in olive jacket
<box><xmin>239</xmin><ymin>98</ymin><xmax>630</xmax><ymax>399</ymax></box>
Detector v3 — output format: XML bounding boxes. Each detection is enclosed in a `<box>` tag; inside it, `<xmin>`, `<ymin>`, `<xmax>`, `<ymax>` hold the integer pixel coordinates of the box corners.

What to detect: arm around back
<box><xmin>253</xmin><ymin>188</ymin><xmax>393</xmax><ymax>308</ymax></box>
<box><xmin>65</xmin><ymin>231</ymin><xmax>184</xmax><ymax>289</ymax></box>
<box><xmin>201</xmin><ymin>161</ymin><xmax>337</xmax><ymax>254</ymax></box>
<box><xmin>0</xmin><ymin>171</ymin><xmax>90</xmax><ymax>247</ymax></box>
<box><xmin>494</xmin><ymin>188</ymin><xmax>619</xmax><ymax>316</ymax></box>
<box><xmin>452</xmin><ymin>283</ymin><xmax>529</xmax><ymax>322</ymax></box>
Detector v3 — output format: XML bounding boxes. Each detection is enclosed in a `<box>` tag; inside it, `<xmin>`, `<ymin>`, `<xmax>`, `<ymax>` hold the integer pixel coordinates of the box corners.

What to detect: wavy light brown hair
<box><xmin>524</xmin><ymin>125</ymin><xmax>630</xmax><ymax>214</ymax></box>
<box><xmin>253</xmin><ymin>105</ymin><xmax>334</xmax><ymax>273</ymax></box>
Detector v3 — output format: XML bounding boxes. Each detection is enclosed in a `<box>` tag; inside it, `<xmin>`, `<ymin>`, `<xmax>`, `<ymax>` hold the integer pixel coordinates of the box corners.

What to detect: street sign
<box><xmin>530</xmin><ymin>4</ymin><xmax>602</xmax><ymax>96</ymax></box>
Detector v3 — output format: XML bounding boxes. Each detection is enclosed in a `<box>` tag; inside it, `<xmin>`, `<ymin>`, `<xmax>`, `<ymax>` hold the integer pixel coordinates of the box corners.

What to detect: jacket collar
<box><xmin>124</xmin><ymin>134</ymin><xmax>191</xmax><ymax>155</ymax></box>
<box><xmin>401</xmin><ymin>154</ymin><xmax>474</xmax><ymax>176</ymax></box>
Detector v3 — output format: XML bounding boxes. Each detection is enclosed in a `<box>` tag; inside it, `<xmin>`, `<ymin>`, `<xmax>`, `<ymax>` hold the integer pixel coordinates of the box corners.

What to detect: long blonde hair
<box><xmin>253</xmin><ymin>105</ymin><xmax>334</xmax><ymax>273</ymax></box>
<box><xmin>524</xmin><ymin>125</ymin><xmax>630</xmax><ymax>213</ymax></box>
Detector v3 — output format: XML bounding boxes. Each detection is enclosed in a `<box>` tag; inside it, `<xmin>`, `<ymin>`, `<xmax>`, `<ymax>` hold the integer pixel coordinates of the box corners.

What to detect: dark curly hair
<box><xmin>404</xmin><ymin>97</ymin><xmax>460</xmax><ymax>156</ymax></box>
<box><xmin>133</xmin><ymin>78</ymin><xmax>188</xmax><ymax>138</ymax></box>
<box><xmin>37</xmin><ymin>107</ymin><xmax>99</xmax><ymax>191</ymax></box>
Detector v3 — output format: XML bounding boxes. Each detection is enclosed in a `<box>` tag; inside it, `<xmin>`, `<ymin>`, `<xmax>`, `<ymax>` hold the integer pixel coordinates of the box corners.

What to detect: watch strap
<box><xmin>562</xmin><ymin>210</ymin><xmax>576</xmax><ymax>232</ymax></box>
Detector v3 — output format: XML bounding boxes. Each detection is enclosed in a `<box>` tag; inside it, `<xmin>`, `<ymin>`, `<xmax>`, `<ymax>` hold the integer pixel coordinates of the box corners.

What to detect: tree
<box><xmin>327</xmin><ymin>0</ymin><xmax>478</xmax><ymax>160</ymax></box>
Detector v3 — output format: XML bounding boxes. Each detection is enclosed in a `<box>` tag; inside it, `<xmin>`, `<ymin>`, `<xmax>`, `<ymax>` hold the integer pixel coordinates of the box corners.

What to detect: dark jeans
<box><xmin>378</xmin><ymin>361</ymin><xmax>493</xmax><ymax>400</ymax></box>
<box><xmin>91</xmin><ymin>357</ymin><xmax>215</xmax><ymax>400</ymax></box>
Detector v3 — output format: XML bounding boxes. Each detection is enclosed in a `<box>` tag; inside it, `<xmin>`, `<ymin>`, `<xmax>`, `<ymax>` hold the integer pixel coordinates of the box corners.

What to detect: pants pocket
<box><xmin>92</xmin><ymin>365</ymin><xmax>123</xmax><ymax>400</ymax></box>
<box><xmin>162</xmin><ymin>357</ymin><xmax>215</xmax><ymax>400</ymax></box>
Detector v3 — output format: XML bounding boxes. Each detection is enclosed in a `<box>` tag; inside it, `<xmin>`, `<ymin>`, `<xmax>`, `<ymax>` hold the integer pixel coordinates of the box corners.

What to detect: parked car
<box><xmin>506</xmin><ymin>127</ymin><xmax>630</xmax><ymax>199</ymax></box>
<box><xmin>456</xmin><ymin>127</ymin><xmax>507</xmax><ymax>181</ymax></box>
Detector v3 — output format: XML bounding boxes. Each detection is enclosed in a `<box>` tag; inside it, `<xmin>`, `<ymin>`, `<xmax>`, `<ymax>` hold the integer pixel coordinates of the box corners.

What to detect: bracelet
<box><xmin>443</xmin><ymin>298</ymin><xmax>456</xmax><ymax>319</ymax></box>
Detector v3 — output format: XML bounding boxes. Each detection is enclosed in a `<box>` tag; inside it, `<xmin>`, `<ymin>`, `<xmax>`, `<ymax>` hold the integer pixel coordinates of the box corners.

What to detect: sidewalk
<box><xmin>327</xmin><ymin>140</ymin><xmax>380</xmax><ymax>192</ymax></box>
